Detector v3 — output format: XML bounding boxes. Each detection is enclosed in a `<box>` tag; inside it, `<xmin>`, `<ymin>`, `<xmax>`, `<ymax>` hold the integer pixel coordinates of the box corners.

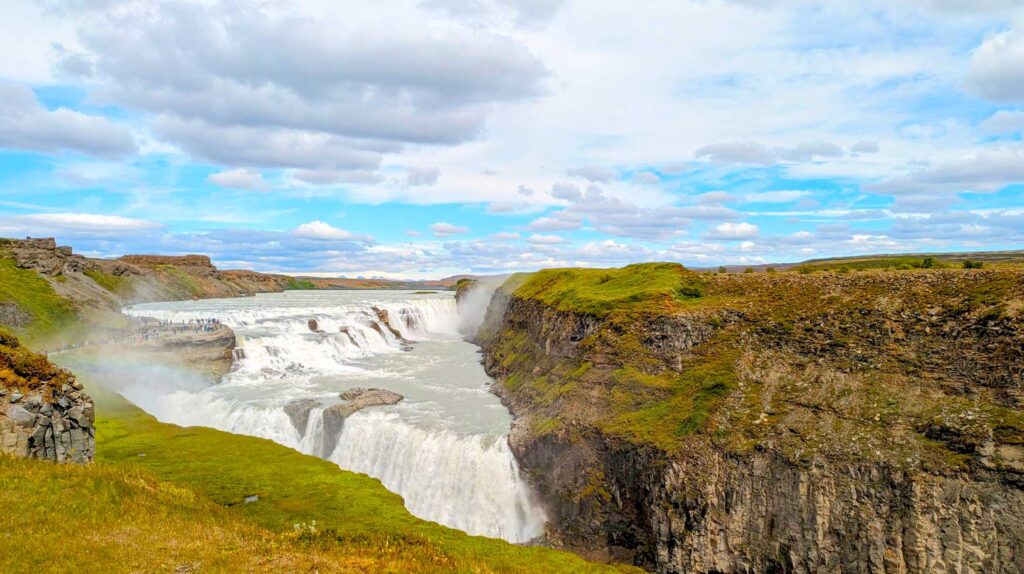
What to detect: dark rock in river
<box><xmin>283</xmin><ymin>398</ymin><xmax>319</xmax><ymax>435</ymax></box>
<box><xmin>320</xmin><ymin>388</ymin><xmax>404</xmax><ymax>457</ymax></box>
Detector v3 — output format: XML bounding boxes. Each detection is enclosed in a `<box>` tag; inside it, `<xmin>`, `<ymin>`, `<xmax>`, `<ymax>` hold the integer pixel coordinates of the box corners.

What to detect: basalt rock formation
<box><xmin>475</xmin><ymin>264</ymin><xmax>1024</xmax><ymax>574</ymax></box>
<box><xmin>0</xmin><ymin>329</ymin><xmax>94</xmax><ymax>463</ymax></box>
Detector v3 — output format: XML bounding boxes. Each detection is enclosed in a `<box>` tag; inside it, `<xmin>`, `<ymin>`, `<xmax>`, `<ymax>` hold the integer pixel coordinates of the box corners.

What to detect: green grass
<box><xmin>602</xmin><ymin>349</ymin><xmax>738</xmax><ymax>451</ymax></box>
<box><xmin>0</xmin><ymin>256</ymin><xmax>76</xmax><ymax>344</ymax></box>
<box><xmin>160</xmin><ymin>265</ymin><xmax>203</xmax><ymax>297</ymax></box>
<box><xmin>84</xmin><ymin>268</ymin><xmax>129</xmax><ymax>293</ymax></box>
<box><xmin>794</xmin><ymin>256</ymin><xmax>947</xmax><ymax>273</ymax></box>
<box><xmin>0</xmin><ymin>361</ymin><xmax>638</xmax><ymax>574</ymax></box>
<box><xmin>512</xmin><ymin>263</ymin><xmax>704</xmax><ymax>318</ymax></box>
<box><xmin>284</xmin><ymin>278</ymin><xmax>317</xmax><ymax>290</ymax></box>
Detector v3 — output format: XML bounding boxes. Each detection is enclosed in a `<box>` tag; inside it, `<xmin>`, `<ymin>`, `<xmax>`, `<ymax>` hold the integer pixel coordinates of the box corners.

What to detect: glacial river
<box><xmin>113</xmin><ymin>290</ymin><xmax>545</xmax><ymax>542</ymax></box>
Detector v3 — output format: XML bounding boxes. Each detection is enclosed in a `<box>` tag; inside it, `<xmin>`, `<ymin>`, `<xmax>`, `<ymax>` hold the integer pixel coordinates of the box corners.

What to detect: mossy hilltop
<box><xmin>478</xmin><ymin>262</ymin><xmax>1024</xmax><ymax>573</ymax></box>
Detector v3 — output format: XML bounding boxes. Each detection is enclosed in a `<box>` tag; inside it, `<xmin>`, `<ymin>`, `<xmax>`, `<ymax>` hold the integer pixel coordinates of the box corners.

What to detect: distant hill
<box><xmin>702</xmin><ymin>249</ymin><xmax>1024</xmax><ymax>273</ymax></box>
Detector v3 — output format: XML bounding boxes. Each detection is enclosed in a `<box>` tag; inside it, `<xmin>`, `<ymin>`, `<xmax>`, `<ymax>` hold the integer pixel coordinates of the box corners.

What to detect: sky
<box><xmin>0</xmin><ymin>0</ymin><xmax>1023</xmax><ymax>278</ymax></box>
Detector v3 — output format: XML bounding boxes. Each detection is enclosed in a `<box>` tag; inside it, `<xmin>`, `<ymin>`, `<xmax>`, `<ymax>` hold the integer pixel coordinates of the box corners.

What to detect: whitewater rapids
<box><xmin>117</xmin><ymin>290</ymin><xmax>545</xmax><ymax>542</ymax></box>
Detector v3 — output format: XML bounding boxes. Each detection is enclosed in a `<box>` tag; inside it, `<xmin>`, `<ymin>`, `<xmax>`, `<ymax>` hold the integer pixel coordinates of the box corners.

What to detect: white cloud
<box><xmin>431</xmin><ymin>222</ymin><xmax>470</xmax><ymax>237</ymax></box>
<box><xmin>0</xmin><ymin>81</ymin><xmax>136</xmax><ymax>158</ymax></box>
<box><xmin>55</xmin><ymin>0</ymin><xmax>549</xmax><ymax>170</ymax></box>
<box><xmin>696</xmin><ymin>191</ymin><xmax>737</xmax><ymax>205</ymax></box>
<box><xmin>869</xmin><ymin>146</ymin><xmax>1024</xmax><ymax>195</ymax></box>
<box><xmin>980</xmin><ymin>110</ymin><xmax>1024</xmax><ymax>134</ymax></box>
<box><xmin>550</xmin><ymin>182</ymin><xmax>582</xmax><ymax>201</ymax></box>
<box><xmin>293</xmin><ymin>169</ymin><xmax>384</xmax><ymax>185</ymax></box>
<box><xmin>208</xmin><ymin>169</ymin><xmax>269</xmax><ymax>191</ymax></box>
<box><xmin>527</xmin><ymin>233</ymin><xmax>568</xmax><ymax>244</ymax></box>
<box><xmin>0</xmin><ymin>212</ymin><xmax>161</xmax><ymax>240</ymax></box>
<box><xmin>695</xmin><ymin>141</ymin><xmax>777</xmax><ymax>165</ymax></box>
<box><xmin>742</xmin><ymin>190</ymin><xmax>810</xmax><ymax>203</ymax></box>
<box><xmin>567</xmin><ymin>165</ymin><xmax>616</xmax><ymax>182</ymax></box>
<box><xmin>406</xmin><ymin>166</ymin><xmax>441</xmax><ymax>186</ymax></box>
<box><xmin>632</xmin><ymin>171</ymin><xmax>660</xmax><ymax>185</ymax></box>
<box><xmin>703</xmin><ymin>221</ymin><xmax>760</xmax><ymax>240</ymax></box>
<box><xmin>850</xmin><ymin>140</ymin><xmax>880</xmax><ymax>154</ymax></box>
<box><xmin>293</xmin><ymin>220</ymin><xmax>373</xmax><ymax>242</ymax></box>
<box><xmin>968</xmin><ymin>25</ymin><xmax>1024</xmax><ymax>103</ymax></box>
<box><xmin>695</xmin><ymin>140</ymin><xmax>844</xmax><ymax>165</ymax></box>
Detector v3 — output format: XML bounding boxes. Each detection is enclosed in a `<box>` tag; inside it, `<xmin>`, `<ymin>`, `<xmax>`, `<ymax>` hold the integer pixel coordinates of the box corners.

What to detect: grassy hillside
<box><xmin>510</xmin><ymin>263</ymin><xmax>705</xmax><ymax>318</ymax></box>
<box><xmin>0</xmin><ymin>353</ymin><xmax>637</xmax><ymax>574</ymax></box>
<box><xmin>494</xmin><ymin>262</ymin><xmax>1024</xmax><ymax>468</ymax></box>
<box><xmin>0</xmin><ymin>256</ymin><xmax>76</xmax><ymax>344</ymax></box>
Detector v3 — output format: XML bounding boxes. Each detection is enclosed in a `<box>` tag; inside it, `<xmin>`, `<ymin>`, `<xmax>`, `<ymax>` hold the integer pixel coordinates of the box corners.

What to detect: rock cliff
<box><xmin>475</xmin><ymin>264</ymin><xmax>1024</xmax><ymax>573</ymax></box>
<box><xmin>0</xmin><ymin>329</ymin><xmax>94</xmax><ymax>463</ymax></box>
<box><xmin>0</xmin><ymin>237</ymin><xmax>294</xmax><ymax>341</ymax></box>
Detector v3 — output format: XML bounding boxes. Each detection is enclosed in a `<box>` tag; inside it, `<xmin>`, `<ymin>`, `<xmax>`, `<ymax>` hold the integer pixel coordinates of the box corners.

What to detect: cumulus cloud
<box><xmin>431</xmin><ymin>222</ymin><xmax>470</xmax><ymax>237</ymax></box>
<box><xmin>695</xmin><ymin>140</ymin><xmax>845</xmax><ymax>164</ymax></box>
<box><xmin>152</xmin><ymin>118</ymin><xmax>384</xmax><ymax>170</ymax></box>
<box><xmin>869</xmin><ymin>147</ymin><xmax>1024</xmax><ymax>195</ymax></box>
<box><xmin>55</xmin><ymin>0</ymin><xmax>548</xmax><ymax>168</ymax></box>
<box><xmin>527</xmin><ymin>233</ymin><xmax>568</xmax><ymax>244</ymax></box>
<box><xmin>696</xmin><ymin>191</ymin><xmax>737</xmax><ymax>205</ymax></box>
<box><xmin>695</xmin><ymin>141</ymin><xmax>777</xmax><ymax>165</ymax></box>
<box><xmin>528</xmin><ymin>186</ymin><xmax>710</xmax><ymax>241</ymax></box>
<box><xmin>0</xmin><ymin>212</ymin><xmax>161</xmax><ymax>240</ymax></box>
<box><xmin>850</xmin><ymin>140</ymin><xmax>880</xmax><ymax>154</ymax></box>
<box><xmin>567</xmin><ymin>165</ymin><xmax>616</xmax><ymax>182</ymax></box>
<box><xmin>421</xmin><ymin>0</ymin><xmax>566</xmax><ymax>27</ymax></box>
<box><xmin>980</xmin><ymin>110</ymin><xmax>1024</xmax><ymax>134</ymax></box>
<box><xmin>208</xmin><ymin>169</ymin><xmax>269</xmax><ymax>191</ymax></box>
<box><xmin>550</xmin><ymin>182</ymin><xmax>582</xmax><ymax>201</ymax></box>
<box><xmin>292</xmin><ymin>169</ymin><xmax>384</xmax><ymax>185</ymax></box>
<box><xmin>0</xmin><ymin>82</ymin><xmax>136</xmax><ymax>158</ymax></box>
<box><xmin>406</xmin><ymin>166</ymin><xmax>442</xmax><ymax>186</ymax></box>
<box><xmin>632</xmin><ymin>171</ymin><xmax>660</xmax><ymax>185</ymax></box>
<box><xmin>292</xmin><ymin>220</ymin><xmax>373</xmax><ymax>242</ymax></box>
<box><xmin>703</xmin><ymin>221</ymin><xmax>759</xmax><ymax>240</ymax></box>
<box><xmin>968</xmin><ymin>25</ymin><xmax>1024</xmax><ymax>103</ymax></box>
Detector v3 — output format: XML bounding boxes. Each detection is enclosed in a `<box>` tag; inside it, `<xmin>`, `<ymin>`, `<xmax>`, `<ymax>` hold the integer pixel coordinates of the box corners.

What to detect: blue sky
<box><xmin>1</xmin><ymin>0</ymin><xmax>1023</xmax><ymax>278</ymax></box>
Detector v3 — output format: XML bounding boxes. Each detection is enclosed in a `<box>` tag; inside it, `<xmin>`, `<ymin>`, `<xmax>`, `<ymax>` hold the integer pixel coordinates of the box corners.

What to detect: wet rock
<box><xmin>338</xmin><ymin>387</ymin><xmax>404</xmax><ymax>411</ymax></box>
<box><xmin>319</xmin><ymin>388</ymin><xmax>404</xmax><ymax>457</ymax></box>
<box><xmin>308</xmin><ymin>318</ymin><xmax>321</xmax><ymax>333</ymax></box>
<box><xmin>371</xmin><ymin>307</ymin><xmax>410</xmax><ymax>343</ymax></box>
<box><xmin>283</xmin><ymin>398</ymin><xmax>319</xmax><ymax>435</ymax></box>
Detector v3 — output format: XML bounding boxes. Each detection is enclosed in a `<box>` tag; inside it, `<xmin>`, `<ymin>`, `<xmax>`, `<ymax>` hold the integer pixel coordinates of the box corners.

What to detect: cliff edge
<box><xmin>476</xmin><ymin>263</ymin><xmax>1024</xmax><ymax>573</ymax></box>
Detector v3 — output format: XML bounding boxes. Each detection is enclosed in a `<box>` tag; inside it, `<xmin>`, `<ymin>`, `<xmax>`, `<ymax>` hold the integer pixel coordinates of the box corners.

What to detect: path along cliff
<box><xmin>472</xmin><ymin>263</ymin><xmax>1024</xmax><ymax>574</ymax></box>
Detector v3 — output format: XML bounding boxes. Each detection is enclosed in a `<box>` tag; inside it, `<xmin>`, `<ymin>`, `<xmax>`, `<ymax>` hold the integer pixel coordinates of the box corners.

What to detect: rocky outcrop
<box><xmin>0</xmin><ymin>237</ymin><xmax>294</xmax><ymax>321</ymax></box>
<box><xmin>0</xmin><ymin>330</ymin><xmax>94</xmax><ymax>463</ymax></box>
<box><xmin>477</xmin><ymin>267</ymin><xmax>1024</xmax><ymax>573</ymax></box>
<box><xmin>320</xmin><ymin>388</ymin><xmax>404</xmax><ymax>457</ymax></box>
<box><xmin>371</xmin><ymin>307</ymin><xmax>410</xmax><ymax>343</ymax></box>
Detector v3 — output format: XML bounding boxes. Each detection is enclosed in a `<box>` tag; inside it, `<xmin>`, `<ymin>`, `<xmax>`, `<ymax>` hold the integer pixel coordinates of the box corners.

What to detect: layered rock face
<box><xmin>0</xmin><ymin>330</ymin><xmax>94</xmax><ymax>463</ymax></box>
<box><xmin>0</xmin><ymin>237</ymin><xmax>295</xmax><ymax>337</ymax></box>
<box><xmin>476</xmin><ymin>266</ymin><xmax>1024</xmax><ymax>573</ymax></box>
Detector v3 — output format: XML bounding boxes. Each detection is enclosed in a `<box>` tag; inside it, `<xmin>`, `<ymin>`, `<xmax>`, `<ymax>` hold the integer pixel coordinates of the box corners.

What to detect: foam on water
<box><xmin>121</xmin><ymin>290</ymin><xmax>545</xmax><ymax>542</ymax></box>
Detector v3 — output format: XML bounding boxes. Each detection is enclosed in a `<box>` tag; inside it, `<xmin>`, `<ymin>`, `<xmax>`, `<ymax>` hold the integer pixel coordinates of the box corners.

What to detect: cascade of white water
<box><xmin>121</xmin><ymin>291</ymin><xmax>546</xmax><ymax>542</ymax></box>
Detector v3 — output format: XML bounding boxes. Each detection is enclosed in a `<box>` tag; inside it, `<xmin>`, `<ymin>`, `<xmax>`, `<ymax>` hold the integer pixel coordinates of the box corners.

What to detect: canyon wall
<box><xmin>475</xmin><ymin>266</ymin><xmax>1024</xmax><ymax>573</ymax></box>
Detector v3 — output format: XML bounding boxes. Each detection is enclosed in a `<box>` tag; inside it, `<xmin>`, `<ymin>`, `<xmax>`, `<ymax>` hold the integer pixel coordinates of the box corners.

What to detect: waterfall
<box><xmin>121</xmin><ymin>291</ymin><xmax>546</xmax><ymax>542</ymax></box>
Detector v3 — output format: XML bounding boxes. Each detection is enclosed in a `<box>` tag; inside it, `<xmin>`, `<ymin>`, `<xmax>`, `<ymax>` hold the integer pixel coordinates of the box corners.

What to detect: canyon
<box><xmin>2</xmin><ymin>236</ymin><xmax>1024</xmax><ymax>573</ymax></box>
<box><xmin>472</xmin><ymin>263</ymin><xmax>1024</xmax><ymax>573</ymax></box>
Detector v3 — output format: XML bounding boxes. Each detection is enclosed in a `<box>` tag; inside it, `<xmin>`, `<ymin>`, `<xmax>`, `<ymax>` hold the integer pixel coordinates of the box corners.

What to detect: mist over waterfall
<box><xmin>119</xmin><ymin>290</ymin><xmax>546</xmax><ymax>542</ymax></box>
